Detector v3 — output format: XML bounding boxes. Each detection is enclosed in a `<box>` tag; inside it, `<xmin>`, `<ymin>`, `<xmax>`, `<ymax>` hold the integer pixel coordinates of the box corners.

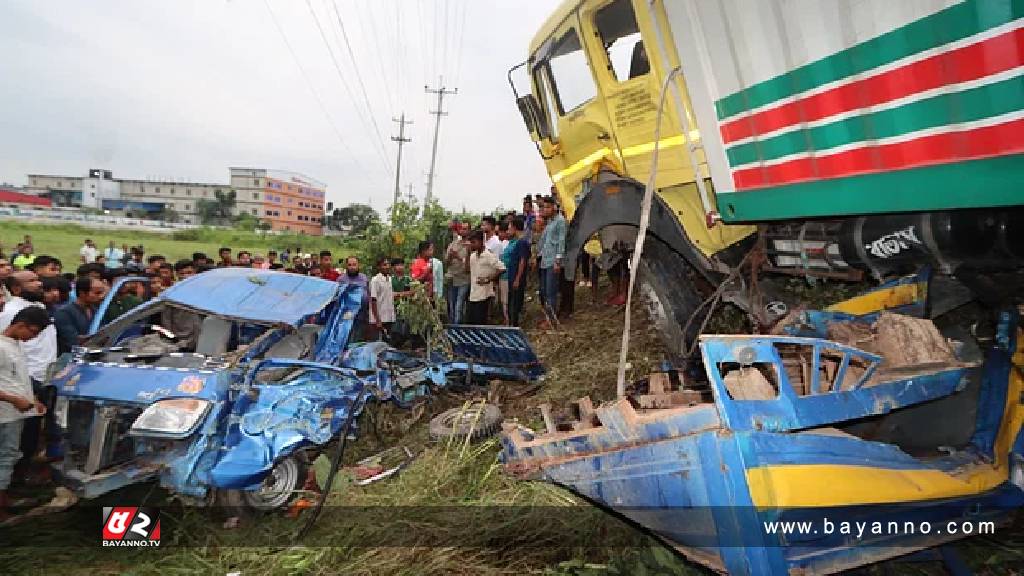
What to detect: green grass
<box><xmin>0</xmin><ymin>221</ymin><xmax>363</xmax><ymax>269</ymax></box>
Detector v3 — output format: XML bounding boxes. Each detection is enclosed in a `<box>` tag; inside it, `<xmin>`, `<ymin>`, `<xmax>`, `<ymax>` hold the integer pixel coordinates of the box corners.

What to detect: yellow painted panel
<box><xmin>746</xmin><ymin>464</ymin><xmax>1007</xmax><ymax>509</ymax></box>
<box><xmin>826</xmin><ymin>283</ymin><xmax>924</xmax><ymax>315</ymax></box>
<box><xmin>748</xmin><ymin>329</ymin><xmax>1024</xmax><ymax>510</ymax></box>
<box><xmin>993</xmin><ymin>328</ymin><xmax>1024</xmax><ymax>470</ymax></box>
<box><xmin>658</xmin><ymin>184</ymin><xmax>756</xmax><ymax>256</ymax></box>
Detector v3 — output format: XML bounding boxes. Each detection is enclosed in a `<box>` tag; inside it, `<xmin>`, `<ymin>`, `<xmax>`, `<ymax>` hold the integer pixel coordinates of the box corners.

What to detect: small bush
<box><xmin>171</xmin><ymin>229</ymin><xmax>201</xmax><ymax>241</ymax></box>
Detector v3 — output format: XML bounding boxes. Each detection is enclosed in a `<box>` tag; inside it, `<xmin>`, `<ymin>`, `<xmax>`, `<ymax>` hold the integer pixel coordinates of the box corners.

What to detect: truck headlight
<box><xmin>53</xmin><ymin>397</ymin><xmax>69</xmax><ymax>430</ymax></box>
<box><xmin>130</xmin><ymin>398</ymin><xmax>211</xmax><ymax>439</ymax></box>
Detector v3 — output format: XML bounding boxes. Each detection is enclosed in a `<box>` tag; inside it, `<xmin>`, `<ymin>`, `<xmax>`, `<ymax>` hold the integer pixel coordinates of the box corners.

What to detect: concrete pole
<box><xmin>424</xmin><ymin>76</ymin><xmax>457</xmax><ymax>204</ymax></box>
<box><xmin>391</xmin><ymin>113</ymin><xmax>412</xmax><ymax>214</ymax></box>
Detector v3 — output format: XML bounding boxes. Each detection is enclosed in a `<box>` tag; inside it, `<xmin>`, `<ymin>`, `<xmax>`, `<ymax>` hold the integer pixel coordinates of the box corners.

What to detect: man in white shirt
<box><xmin>0</xmin><ymin>272</ymin><xmax>57</xmax><ymax>385</ymax></box>
<box><xmin>79</xmin><ymin>239</ymin><xmax>97</xmax><ymax>264</ymax></box>
<box><xmin>368</xmin><ymin>257</ymin><xmax>396</xmax><ymax>342</ymax></box>
<box><xmin>0</xmin><ymin>306</ymin><xmax>50</xmax><ymax>520</ymax></box>
<box><xmin>482</xmin><ymin>216</ymin><xmax>502</xmax><ymax>256</ymax></box>
<box><xmin>466</xmin><ymin>230</ymin><xmax>506</xmax><ymax>325</ymax></box>
<box><xmin>0</xmin><ymin>258</ymin><xmax>12</xmax><ymax>307</ymax></box>
<box><xmin>0</xmin><ymin>271</ymin><xmax>58</xmax><ymax>474</ymax></box>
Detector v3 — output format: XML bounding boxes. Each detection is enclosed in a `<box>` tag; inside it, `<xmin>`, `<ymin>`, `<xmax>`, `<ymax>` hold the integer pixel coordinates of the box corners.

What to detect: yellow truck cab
<box><xmin>516</xmin><ymin>0</ymin><xmax>754</xmax><ymax>255</ymax></box>
<box><xmin>510</xmin><ymin>0</ymin><xmax>1024</xmax><ymax>357</ymax></box>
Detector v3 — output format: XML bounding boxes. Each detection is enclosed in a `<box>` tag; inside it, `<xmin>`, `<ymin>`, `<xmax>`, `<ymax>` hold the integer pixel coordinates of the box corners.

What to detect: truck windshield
<box><xmin>546</xmin><ymin>27</ymin><xmax>597</xmax><ymax>115</ymax></box>
<box><xmin>595</xmin><ymin>0</ymin><xmax>648</xmax><ymax>82</ymax></box>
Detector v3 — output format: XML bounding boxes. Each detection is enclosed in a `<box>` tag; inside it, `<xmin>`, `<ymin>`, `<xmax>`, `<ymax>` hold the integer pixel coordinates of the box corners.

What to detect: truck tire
<box><xmin>429</xmin><ymin>404</ymin><xmax>502</xmax><ymax>442</ymax></box>
<box><xmin>636</xmin><ymin>237</ymin><xmax>707</xmax><ymax>361</ymax></box>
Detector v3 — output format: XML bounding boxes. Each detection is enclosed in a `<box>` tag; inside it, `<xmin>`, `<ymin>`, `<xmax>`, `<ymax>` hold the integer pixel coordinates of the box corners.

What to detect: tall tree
<box><xmin>329</xmin><ymin>203</ymin><xmax>380</xmax><ymax>233</ymax></box>
<box><xmin>196</xmin><ymin>189</ymin><xmax>237</xmax><ymax>225</ymax></box>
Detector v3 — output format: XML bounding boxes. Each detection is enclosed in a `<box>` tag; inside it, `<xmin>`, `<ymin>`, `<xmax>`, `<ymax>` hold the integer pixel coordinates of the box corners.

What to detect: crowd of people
<box><xmin>0</xmin><ymin>191</ymin><xmax>630</xmax><ymax>517</ymax></box>
<box><xmin>363</xmin><ymin>192</ymin><xmax>600</xmax><ymax>338</ymax></box>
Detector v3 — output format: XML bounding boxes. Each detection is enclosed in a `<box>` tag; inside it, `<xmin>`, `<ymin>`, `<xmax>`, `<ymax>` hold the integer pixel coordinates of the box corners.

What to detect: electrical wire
<box><xmin>452</xmin><ymin>0</ymin><xmax>470</xmax><ymax>89</ymax></box>
<box><xmin>361</xmin><ymin>0</ymin><xmax>399</xmax><ymax>115</ymax></box>
<box><xmin>305</xmin><ymin>0</ymin><xmax>393</xmax><ymax>173</ymax></box>
<box><xmin>415</xmin><ymin>0</ymin><xmax>429</xmax><ymax>88</ymax></box>
<box><xmin>328</xmin><ymin>0</ymin><xmax>401</xmax><ymax>156</ymax></box>
<box><xmin>679</xmin><ymin>249</ymin><xmax>755</xmax><ymax>358</ymax></box>
<box><xmin>441</xmin><ymin>0</ymin><xmax>450</xmax><ymax>80</ymax></box>
<box><xmin>261</xmin><ymin>0</ymin><xmax>377</xmax><ymax>185</ymax></box>
<box><xmin>294</xmin><ymin>387</ymin><xmax>369</xmax><ymax>541</ymax></box>
<box><xmin>616</xmin><ymin>66</ymin><xmax>683</xmax><ymax>398</ymax></box>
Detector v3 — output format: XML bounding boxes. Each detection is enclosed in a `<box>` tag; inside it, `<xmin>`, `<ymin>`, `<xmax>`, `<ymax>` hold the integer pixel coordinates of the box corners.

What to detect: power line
<box><xmin>304</xmin><ymin>0</ymin><xmax>392</xmax><ymax>173</ymax></box>
<box><xmin>415</xmin><ymin>0</ymin><xmax>429</xmax><ymax>88</ymax></box>
<box><xmin>360</xmin><ymin>0</ymin><xmax>399</xmax><ymax>115</ymax></box>
<box><xmin>431</xmin><ymin>0</ymin><xmax>440</xmax><ymax>82</ymax></box>
<box><xmin>441</xmin><ymin>0</ymin><xmax>450</xmax><ymax>79</ymax></box>
<box><xmin>424</xmin><ymin>77</ymin><xmax>457</xmax><ymax>204</ymax></box>
<box><xmin>261</xmin><ymin>0</ymin><xmax>376</xmax><ymax>184</ymax></box>
<box><xmin>452</xmin><ymin>0</ymin><xmax>470</xmax><ymax>88</ymax></box>
<box><xmin>327</xmin><ymin>0</ymin><xmax>398</xmax><ymax>168</ymax></box>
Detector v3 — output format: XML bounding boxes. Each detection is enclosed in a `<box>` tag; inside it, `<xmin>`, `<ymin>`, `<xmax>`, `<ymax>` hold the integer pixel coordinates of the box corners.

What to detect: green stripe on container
<box><xmin>725</xmin><ymin>75</ymin><xmax>1024</xmax><ymax>167</ymax></box>
<box><xmin>717</xmin><ymin>154</ymin><xmax>1024</xmax><ymax>222</ymax></box>
<box><xmin>715</xmin><ymin>0</ymin><xmax>1024</xmax><ymax>121</ymax></box>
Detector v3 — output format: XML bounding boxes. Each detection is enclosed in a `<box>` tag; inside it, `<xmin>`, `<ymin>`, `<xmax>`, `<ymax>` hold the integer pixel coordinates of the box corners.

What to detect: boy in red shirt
<box><xmin>319</xmin><ymin>250</ymin><xmax>340</xmax><ymax>281</ymax></box>
<box><xmin>410</xmin><ymin>241</ymin><xmax>435</xmax><ymax>295</ymax></box>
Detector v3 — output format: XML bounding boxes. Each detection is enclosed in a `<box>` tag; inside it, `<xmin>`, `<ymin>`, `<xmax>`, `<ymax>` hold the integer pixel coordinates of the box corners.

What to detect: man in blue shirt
<box><xmin>53</xmin><ymin>277</ymin><xmax>107</xmax><ymax>354</ymax></box>
<box><xmin>102</xmin><ymin>241</ymin><xmax>124</xmax><ymax>270</ymax></box>
<box><xmin>505</xmin><ymin>217</ymin><xmax>533</xmax><ymax>327</ymax></box>
<box><xmin>521</xmin><ymin>195</ymin><xmax>536</xmax><ymax>245</ymax></box>
<box><xmin>537</xmin><ymin>196</ymin><xmax>566</xmax><ymax>329</ymax></box>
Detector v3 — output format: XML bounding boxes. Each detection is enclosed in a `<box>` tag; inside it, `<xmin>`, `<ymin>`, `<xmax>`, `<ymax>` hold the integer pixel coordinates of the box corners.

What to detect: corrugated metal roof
<box><xmin>0</xmin><ymin>189</ymin><xmax>51</xmax><ymax>206</ymax></box>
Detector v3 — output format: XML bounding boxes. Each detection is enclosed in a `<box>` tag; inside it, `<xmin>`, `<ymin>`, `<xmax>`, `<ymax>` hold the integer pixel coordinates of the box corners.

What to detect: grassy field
<box><xmin>0</xmin><ymin>221</ymin><xmax>363</xmax><ymax>269</ymax></box>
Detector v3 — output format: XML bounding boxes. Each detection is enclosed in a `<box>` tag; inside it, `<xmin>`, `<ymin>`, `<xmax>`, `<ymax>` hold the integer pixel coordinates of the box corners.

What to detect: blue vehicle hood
<box><xmin>159</xmin><ymin>268</ymin><xmax>339</xmax><ymax>325</ymax></box>
<box><xmin>52</xmin><ymin>360</ymin><xmax>226</xmax><ymax>404</ymax></box>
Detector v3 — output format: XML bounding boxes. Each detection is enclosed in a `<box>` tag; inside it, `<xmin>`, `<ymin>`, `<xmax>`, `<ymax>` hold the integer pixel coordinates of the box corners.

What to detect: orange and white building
<box><xmin>230</xmin><ymin>168</ymin><xmax>327</xmax><ymax>235</ymax></box>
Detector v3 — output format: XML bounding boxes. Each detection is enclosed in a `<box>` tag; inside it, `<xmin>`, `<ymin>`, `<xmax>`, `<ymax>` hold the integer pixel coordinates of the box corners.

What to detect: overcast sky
<box><xmin>0</xmin><ymin>0</ymin><xmax>558</xmax><ymax>213</ymax></box>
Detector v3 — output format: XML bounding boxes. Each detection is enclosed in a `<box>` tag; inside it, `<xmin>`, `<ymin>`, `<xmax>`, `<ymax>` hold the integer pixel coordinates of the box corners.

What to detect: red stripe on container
<box><xmin>732</xmin><ymin>117</ymin><xmax>1024</xmax><ymax>190</ymax></box>
<box><xmin>720</xmin><ymin>27</ymin><xmax>1024</xmax><ymax>144</ymax></box>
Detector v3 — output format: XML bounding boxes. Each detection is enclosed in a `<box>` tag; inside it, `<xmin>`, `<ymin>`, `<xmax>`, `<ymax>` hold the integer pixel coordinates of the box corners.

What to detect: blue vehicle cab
<box><xmin>47</xmin><ymin>268</ymin><xmax>543</xmax><ymax>511</ymax></box>
<box><xmin>48</xmin><ymin>268</ymin><xmax>366</xmax><ymax>510</ymax></box>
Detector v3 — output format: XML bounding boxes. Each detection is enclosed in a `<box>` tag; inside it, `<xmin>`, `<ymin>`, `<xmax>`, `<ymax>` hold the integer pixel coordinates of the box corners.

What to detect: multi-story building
<box><xmin>230</xmin><ymin>168</ymin><xmax>326</xmax><ymax>235</ymax></box>
<box><xmin>22</xmin><ymin>167</ymin><xmax>326</xmax><ymax>234</ymax></box>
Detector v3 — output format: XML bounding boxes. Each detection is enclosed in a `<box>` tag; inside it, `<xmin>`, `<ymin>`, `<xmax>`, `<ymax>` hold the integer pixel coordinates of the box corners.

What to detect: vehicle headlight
<box><xmin>130</xmin><ymin>398</ymin><xmax>211</xmax><ymax>439</ymax></box>
<box><xmin>53</xmin><ymin>397</ymin><xmax>69</xmax><ymax>430</ymax></box>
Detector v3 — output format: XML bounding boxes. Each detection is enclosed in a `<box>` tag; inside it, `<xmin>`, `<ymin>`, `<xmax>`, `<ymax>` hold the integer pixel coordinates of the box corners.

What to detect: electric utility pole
<box><xmin>425</xmin><ymin>76</ymin><xmax>457</xmax><ymax>204</ymax></box>
<box><xmin>391</xmin><ymin>113</ymin><xmax>412</xmax><ymax>209</ymax></box>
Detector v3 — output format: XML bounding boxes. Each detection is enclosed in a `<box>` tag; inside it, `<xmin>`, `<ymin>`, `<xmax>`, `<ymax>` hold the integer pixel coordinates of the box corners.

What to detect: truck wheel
<box><xmin>218</xmin><ymin>454</ymin><xmax>307</xmax><ymax>514</ymax></box>
<box><xmin>429</xmin><ymin>403</ymin><xmax>502</xmax><ymax>442</ymax></box>
<box><xmin>636</xmin><ymin>237</ymin><xmax>707</xmax><ymax>361</ymax></box>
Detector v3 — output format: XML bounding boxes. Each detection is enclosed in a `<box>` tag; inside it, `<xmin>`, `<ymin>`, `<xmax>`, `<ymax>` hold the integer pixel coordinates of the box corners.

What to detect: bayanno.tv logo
<box><xmin>101</xmin><ymin>507</ymin><xmax>162</xmax><ymax>547</ymax></box>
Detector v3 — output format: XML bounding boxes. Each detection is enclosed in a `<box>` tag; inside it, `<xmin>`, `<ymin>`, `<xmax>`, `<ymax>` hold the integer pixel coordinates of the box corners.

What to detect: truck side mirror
<box><xmin>516</xmin><ymin>94</ymin><xmax>551</xmax><ymax>142</ymax></box>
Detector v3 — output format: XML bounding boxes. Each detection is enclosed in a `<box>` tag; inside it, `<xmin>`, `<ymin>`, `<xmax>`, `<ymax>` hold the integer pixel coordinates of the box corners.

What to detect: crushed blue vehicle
<box><xmin>501</xmin><ymin>276</ymin><xmax>1024</xmax><ymax>575</ymax></box>
<box><xmin>46</xmin><ymin>268</ymin><xmax>542</xmax><ymax>511</ymax></box>
<box><xmin>343</xmin><ymin>325</ymin><xmax>545</xmax><ymax>404</ymax></box>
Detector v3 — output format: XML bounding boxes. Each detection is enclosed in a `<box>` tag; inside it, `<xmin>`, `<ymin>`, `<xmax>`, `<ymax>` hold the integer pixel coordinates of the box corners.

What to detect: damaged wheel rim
<box><xmin>243</xmin><ymin>456</ymin><xmax>301</xmax><ymax>511</ymax></box>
